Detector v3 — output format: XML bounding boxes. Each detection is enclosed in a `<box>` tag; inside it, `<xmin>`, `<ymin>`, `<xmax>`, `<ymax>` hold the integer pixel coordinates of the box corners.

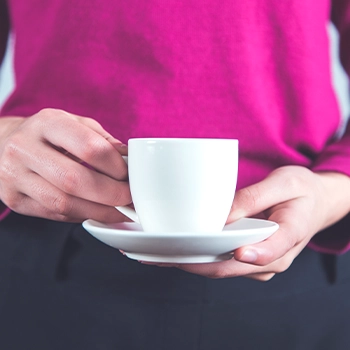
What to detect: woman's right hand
<box><xmin>0</xmin><ymin>108</ymin><xmax>131</xmax><ymax>223</ymax></box>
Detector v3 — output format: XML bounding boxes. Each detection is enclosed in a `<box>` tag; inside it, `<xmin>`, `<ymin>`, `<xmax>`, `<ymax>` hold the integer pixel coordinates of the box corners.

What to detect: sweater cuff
<box><xmin>308</xmin><ymin>124</ymin><xmax>350</xmax><ymax>254</ymax></box>
<box><xmin>0</xmin><ymin>201</ymin><xmax>11</xmax><ymax>221</ymax></box>
<box><xmin>311</xmin><ymin>123</ymin><xmax>350</xmax><ymax>177</ymax></box>
<box><xmin>308</xmin><ymin>213</ymin><xmax>350</xmax><ymax>255</ymax></box>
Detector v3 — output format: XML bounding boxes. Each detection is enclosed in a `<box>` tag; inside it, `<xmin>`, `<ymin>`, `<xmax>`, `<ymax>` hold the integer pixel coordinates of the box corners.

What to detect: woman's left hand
<box><xmin>148</xmin><ymin>166</ymin><xmax>350</xmax><ymax>281</ymax></box>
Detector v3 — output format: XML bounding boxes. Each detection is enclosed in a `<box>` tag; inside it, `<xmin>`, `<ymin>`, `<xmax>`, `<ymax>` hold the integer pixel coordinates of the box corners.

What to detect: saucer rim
<box><xmin>82</xmin><ymin>218</ymin><xmax>279</xmax><ymax>263</ymax></box>
<box><xmin>82</xmin><ymin>217</ymin><xmax>279</xmax><ymax>239</ymax></box>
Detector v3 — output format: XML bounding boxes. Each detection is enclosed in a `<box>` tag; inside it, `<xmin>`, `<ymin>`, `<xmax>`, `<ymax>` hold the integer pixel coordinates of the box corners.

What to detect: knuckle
<box><xmin>272</xmin><ymin>166</ymin><xmax>309</xmax><ymax>193</ymax></box>
<box><xmin>1</xmin><ymin>191</ymin><xmax>21</xmax><ymax>211</ymax></box>
<box><xmin>56</xmin><ymin>168</ymin><xmax>82</xmax><ymax>194</ymax></box>
<box><xmin>1</xmin><ymin>135</ymin><xmax>23</xmax><ymax>160</ymax></box>
<box><xmin>35</xmin><ymin>108</ymin><xmax>69</xmax><ymax>128</ymax></box>
<box><xmin>81</xmin><ymin>137</ymin><xmax>111</xmax><ymax>160</ymax></box>
<box><xmin>38</xmin><ymin>107</ymin><xmax>54</xmax><ymax>115</ymax></box>
<box><xmin>34</xmin><ymin>108</ymin><xmax>55</xmax><ymax>124</ymax></box>
<box><xmin>36</xmin><ymin>108</ymin><xmax>52</xmax><ymax>118</ymax></box>
<box><xmin>85</xmin><ymin>117</ymin><xmax>101</xmax><ymax>128</ymax></box>
<box><xmin>52</xmin><ymin>194</ymin><xmax>73</xmax><ymax>216</ymax></box>
<box><xmin>284</xmin><ymin>175</ymin><xmax>302</xmax><ymax>194</ymax></box>
<box><xmin>37</xmin><ymin>107</ymin><xmax>64</xmax><ymax>118</ymax></box>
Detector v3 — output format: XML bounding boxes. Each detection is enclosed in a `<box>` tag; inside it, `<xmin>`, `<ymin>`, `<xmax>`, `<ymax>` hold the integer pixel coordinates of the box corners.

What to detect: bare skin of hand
<box><xmin>0</xmin><ymin>108</ymin><xmax>132</xmax><ymax>222</ymax></box>
<box><xmin>146</xmin><ymin>166</ymin><xmax>350</xmax><ymax>281</ymax></box>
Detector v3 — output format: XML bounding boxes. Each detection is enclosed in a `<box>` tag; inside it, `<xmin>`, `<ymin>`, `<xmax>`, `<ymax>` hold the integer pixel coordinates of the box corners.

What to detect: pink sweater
<box><xmin>1</xmin><ymin>0</ymin><xmax>350</xmax><ymax>253</ymax></box>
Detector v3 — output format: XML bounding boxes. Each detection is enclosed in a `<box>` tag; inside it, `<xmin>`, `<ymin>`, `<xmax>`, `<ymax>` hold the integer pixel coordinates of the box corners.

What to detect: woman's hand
<box><xmin>153</xmin><ymin>166</ymin><xmax>350</xmax><ymax>281</ymax></box>
<box><xmin>0</xmin><ymin>108</ymin><xmax>131</xmax><ymax>222</ymax></box>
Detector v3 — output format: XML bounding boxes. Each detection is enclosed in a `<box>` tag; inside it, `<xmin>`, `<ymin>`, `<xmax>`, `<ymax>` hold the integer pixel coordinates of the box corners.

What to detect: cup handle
<box><xmin>115</xmin><ymin>206</ymin><xmax>140</xmax><ymax>224</ymax></box>
<box><xmin>116</xmin><ymin>156</ymin><xmax>140</xmax><ymax>223</ymax></box>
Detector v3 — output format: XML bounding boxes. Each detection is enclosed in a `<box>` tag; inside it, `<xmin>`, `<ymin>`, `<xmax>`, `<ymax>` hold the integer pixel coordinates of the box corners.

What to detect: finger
<box><xmin>234</xmin><ymin>206</ymin><xmax>306</xmax><ymax>266</ymax></box>
<box><xmin>16</xmin><ymin>172</ymin><xmax>130</xmax><ymax>222</ymax></box>
<box><xmin>43</xmin><ymin>109</ymin><xmax>120</xmax><ymax>145</ymax></box>
<box><xmin>113</xmin><ymin>143</ymin><xmax>128</xmax><ymax>156</ymax></box>
<box><xmin>76</xmin><ymin>115</ymin><xmax>117</xmax><ymax>140</ymax></box>
<box><xmin>38</xmin><ymin>110</ymin><xmax>128</xmax><ymax>181</ymax></box>
<box><xmin>172</xmin><ymin>258</ymin><xmax>267</xmax><ymax>279</ymax></box>
<box><xmin>228</xmin><ymin>166</ymin><xmax>309</xmax><ymax>222</ymax></box>
<box><xmin>146</xmin><ymin>239</ymin><xmax>304</xmax><ymax>279</ymax></box>
<box><xmin>58</xmin><ymin>113</ymin><xmax>129</xmax><ymax>154</ymax></box>
<box><xmin>243</xmin><ymin>272</ymin><xmax>276</xmax><ymax>281</ymax></box>
<box><xmin>78</xmin><ymin>117</ymin><xmax>128</xmax><ymax>155</ymax></box>
<box><xmin>25</xmin><ymin>145</ymin><xmax>131</xmax><ymax>206</ymax></box>
<box><xmin>177</xmin><ymin>239</ymin><xmax>303</xmax><ymax>278</ymax></box>
<box><xmin>5</xmin><ymin>193</ymin><xmax>83</xmax><ymax>222</ymax></box>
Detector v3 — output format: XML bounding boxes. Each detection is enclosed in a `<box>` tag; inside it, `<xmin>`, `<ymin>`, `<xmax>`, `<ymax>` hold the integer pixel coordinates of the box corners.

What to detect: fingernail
<box><xmin>114</xmin><ymin>143</ymin><xmax>128</xmax><ymax>155</ymax></box>
<box><xmin>115</xmin><ymin>143</ymin><xmax>127</xmax><ymax>148</ymax></box>
<box><xmin>239</xmin><ymin>249</ymin><xmax>258</xmax><ymax>263</ymax></box>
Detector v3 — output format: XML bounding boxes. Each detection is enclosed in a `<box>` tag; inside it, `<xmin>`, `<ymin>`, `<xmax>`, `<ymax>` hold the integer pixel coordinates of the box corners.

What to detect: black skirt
<box><xmin>0</xmin><ymin>212</ymin><xmax>349</xmax><ymax>350</ymax></box>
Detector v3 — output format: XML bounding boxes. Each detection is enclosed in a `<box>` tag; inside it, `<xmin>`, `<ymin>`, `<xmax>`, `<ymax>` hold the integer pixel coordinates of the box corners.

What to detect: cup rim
<box><xmin>128</xmin><ymin>138</ymin><xmax>238</xmax><ymax>144</ymax></box>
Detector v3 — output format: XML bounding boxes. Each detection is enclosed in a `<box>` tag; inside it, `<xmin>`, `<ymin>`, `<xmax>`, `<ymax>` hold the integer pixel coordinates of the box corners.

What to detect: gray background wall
<box><xmin>0</xmin><ymin>35</ymin><xmax>14</xmax><ymax>108</ymax></box>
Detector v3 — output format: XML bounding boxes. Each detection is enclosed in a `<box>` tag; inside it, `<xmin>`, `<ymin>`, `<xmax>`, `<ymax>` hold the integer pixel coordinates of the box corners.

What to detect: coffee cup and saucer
<box><xmin>83</xmin><ymin>138</ymin><xmax>279</xmax><ymax>263</ymax></box>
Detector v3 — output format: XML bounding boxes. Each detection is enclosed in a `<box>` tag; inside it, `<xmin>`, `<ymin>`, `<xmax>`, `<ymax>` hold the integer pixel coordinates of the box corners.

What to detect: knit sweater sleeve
<box><xmin>311</xmin><ymin>0</ymin><xmax>350</xmax><ymax>177</ymax></box>
<box><xmin>308</xmin><ymin>0</ymin><xmax>350</xmax><ymax>254</ymax></box>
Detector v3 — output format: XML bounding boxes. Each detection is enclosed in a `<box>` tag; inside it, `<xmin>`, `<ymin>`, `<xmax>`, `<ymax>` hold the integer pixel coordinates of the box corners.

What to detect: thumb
<box><xmin>227</xmin><ymin>167</ymin><xmax>306</xmax><ymax>222</ymax></box>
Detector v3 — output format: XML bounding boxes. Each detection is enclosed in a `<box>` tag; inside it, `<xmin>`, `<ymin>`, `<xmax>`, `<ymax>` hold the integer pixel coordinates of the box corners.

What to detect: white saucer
<box><xmin>82</xmin><ymin>218</ymin><xmax>279</xmax><ymax>263</ymax></box>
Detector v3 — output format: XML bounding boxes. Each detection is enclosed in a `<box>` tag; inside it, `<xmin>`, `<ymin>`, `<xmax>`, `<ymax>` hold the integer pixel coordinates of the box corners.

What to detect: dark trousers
<box><xmin>0</xmin><ymin>212</ymin><xmax>349</xmax><ymax>350</ymax></box>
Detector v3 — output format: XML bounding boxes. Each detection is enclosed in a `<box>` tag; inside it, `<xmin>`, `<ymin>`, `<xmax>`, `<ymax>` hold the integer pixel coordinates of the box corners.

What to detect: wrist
<box><xmin>315</xmin><ymin>171</ymin><xmax>350</xmax><ymax>229</ymax></box>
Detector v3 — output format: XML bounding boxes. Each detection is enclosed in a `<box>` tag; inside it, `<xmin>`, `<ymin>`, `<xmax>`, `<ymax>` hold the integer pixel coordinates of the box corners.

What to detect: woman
<box><xmin>0</xmin><ymin>1</ymin><xmax>349</xmax><ymax>349</ymax></box>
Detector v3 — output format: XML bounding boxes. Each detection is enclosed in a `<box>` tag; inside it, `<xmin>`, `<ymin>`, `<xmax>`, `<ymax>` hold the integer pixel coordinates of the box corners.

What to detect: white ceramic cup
<box><xmin>116</xmin><ymin>138</ymin><xmax>238</xmax><ymax>233</ymax></box>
